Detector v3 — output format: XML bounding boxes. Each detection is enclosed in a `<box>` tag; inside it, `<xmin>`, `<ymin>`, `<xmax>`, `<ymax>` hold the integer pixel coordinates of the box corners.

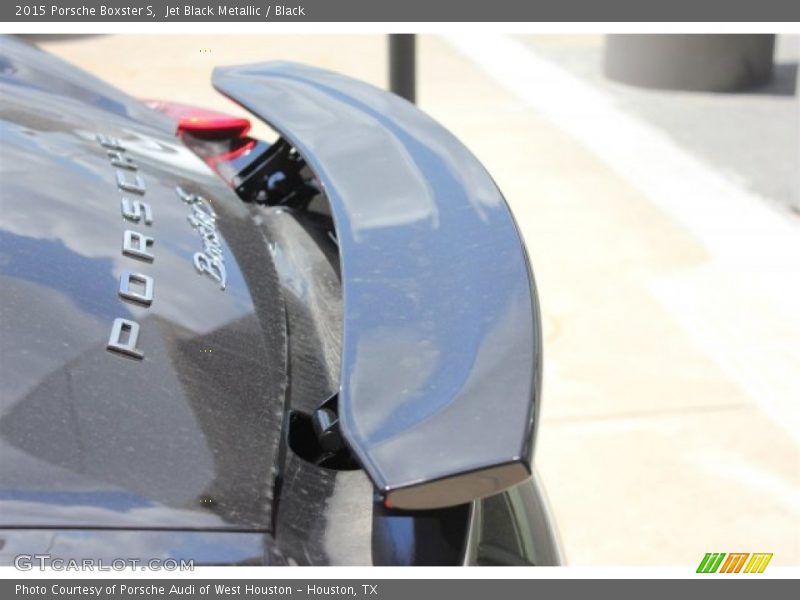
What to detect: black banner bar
<box><xmin>4</xmin><ymin>0</ymin><xmax>800</xmax><ymax>22</ymax></box>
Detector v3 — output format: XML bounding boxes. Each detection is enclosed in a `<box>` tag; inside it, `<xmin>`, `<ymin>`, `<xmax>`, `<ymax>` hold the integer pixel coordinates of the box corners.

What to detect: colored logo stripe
<box><xmin>719</xmin><ymin>553</ymin><xmax>749</xmax><ymax>573</ymax></box>
<box><xmin>697</xmin><ymin>553</ymin><xmax>726</xmax><ymax>573</ymax></box>
<box><xmin>744</xmin><ymin>553</ymin><xmax>773</xmax><ymax>573</ymax></box>
<box><xmin>697</xmin><ymin>552</ymin><xmax>773</xmax><ymax>573</ymax></box>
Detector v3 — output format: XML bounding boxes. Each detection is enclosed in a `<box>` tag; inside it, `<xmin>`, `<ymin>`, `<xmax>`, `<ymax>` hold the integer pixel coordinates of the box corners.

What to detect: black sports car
<box><xmin>0</xmin><ymin>35</ymin><xmax>561</xmax><ymax>566</ymax></box>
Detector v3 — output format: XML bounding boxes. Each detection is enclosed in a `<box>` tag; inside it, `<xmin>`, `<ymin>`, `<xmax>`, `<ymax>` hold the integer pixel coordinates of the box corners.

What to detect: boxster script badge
<box><xmin>176</xmin><ymin>185</ymin><xmax>228</xmax><ymax>290</ymax></box>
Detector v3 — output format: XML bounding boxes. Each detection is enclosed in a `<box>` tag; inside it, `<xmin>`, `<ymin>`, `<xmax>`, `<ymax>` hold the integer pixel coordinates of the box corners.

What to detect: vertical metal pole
<box><xmin>389</xmin><ymin>34</ymin><xmax>416</xmax><ymax>104</ymax></box>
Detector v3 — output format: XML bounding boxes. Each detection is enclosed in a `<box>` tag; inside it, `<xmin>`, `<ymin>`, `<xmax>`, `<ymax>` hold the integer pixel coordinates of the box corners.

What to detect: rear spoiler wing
<box><xmin>213</xmin><ymin>62</ymin><xmax>541</xmax><ymax>510</ymax></box>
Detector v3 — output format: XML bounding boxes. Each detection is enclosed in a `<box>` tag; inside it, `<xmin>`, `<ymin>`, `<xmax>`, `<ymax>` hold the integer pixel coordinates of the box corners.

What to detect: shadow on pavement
<box><xmin>751</xmin><ymin>62</ymin><xmax>798</xmax><ymax>97</ymax></box>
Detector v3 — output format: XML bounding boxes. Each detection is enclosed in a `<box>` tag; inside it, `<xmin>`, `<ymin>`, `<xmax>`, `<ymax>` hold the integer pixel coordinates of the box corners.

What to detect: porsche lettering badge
<box><xmin>99</xmin><ymin>133</ymin><xmax>150</xmax><ymax>360</ymax></box>
<box><xmin>99</xmin><ymin>134</ymin><xmax>229</xmax><ymax>360</ymax></box>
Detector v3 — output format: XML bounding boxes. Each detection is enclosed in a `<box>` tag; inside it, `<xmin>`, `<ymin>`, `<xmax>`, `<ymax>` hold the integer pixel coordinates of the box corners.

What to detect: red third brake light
<box><xmin>143</xmin><ymin>99</ymin><xmax>251</xmax><ymax>140</ymax></box>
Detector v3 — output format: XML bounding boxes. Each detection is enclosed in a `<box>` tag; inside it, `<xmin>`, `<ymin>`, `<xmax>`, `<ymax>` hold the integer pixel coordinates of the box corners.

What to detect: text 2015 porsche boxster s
<box><xmin>0</xmin><ymin>35</ymin><xmax>561</xmax><ymax>566</ymax></box>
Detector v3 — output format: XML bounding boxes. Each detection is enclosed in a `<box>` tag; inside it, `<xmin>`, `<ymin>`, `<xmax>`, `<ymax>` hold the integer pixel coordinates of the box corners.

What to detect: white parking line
<box><xmin>445</xmin><ymin>33</ymin><xmax>800</xmax><ymax>441</ymax></box>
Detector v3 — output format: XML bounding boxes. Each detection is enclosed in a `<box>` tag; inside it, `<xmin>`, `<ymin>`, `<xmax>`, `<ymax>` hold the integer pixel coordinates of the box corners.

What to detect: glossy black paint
<box><xmin>467</xmin><ymin>474</ymin><xmax>563</xmax><ymax>566</ymax></box>
<box><xmin>1</xmin><ymin>36</ymin><xmax>174</xmax><ymax>134</ymax></box>
<box><xmin>0</xmin><ymin>37</ymin><xmax>559</xmax><ymax>565</ymax></box>
<box><xmin>214</xmin><ymin>62</ymin><xmax>542</xmax><ymax>510</ymax></box>
<box><xmin>372</xmin><ymin>503</ymin><xmax>470</xmax><ymax>566</ymax></box>
<box><xmin>0</xmin><ymin>36</ymin><xmax>287</xmax><ymax>531</ymax></box>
